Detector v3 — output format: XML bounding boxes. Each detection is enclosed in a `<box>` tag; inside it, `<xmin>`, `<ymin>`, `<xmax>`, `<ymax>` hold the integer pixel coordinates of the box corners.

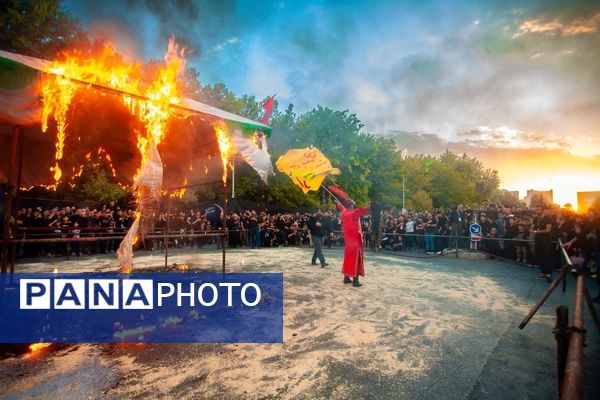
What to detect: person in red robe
<box><xmin>336</xmin><ymin>199</ymin><xmax>370</xmax><ymax>287</ymax></box>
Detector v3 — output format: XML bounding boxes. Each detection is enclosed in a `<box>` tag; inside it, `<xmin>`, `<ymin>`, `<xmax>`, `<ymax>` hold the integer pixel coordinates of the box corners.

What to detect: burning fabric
<box><xmin>0</xmin><ymin>41</ymin><xmax>274</xmax><ymax>272</ymax></box>
<box><xmin>36</xmin><ymin>40</ymin><xmax>186</xmax><ymax>272</ymax></box>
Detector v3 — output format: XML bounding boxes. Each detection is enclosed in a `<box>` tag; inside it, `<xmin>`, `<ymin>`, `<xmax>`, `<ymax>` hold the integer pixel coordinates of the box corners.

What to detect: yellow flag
<box><xmin>276</xmin><ymin>147</ymin><xmax>341</xmax><ymax>193</ymax></box>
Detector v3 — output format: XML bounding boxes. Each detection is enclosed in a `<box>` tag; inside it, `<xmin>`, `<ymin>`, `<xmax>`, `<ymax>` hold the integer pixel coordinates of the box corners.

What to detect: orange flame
<box><xmin>170</xmin><ymin>176</ymin><xmax>188</xmax><ymax>199</ymax></box>
<box><xmin>40</xmin><ymin>39</ymin><xmax>186</xmax><ymax>189</ymax></box>
<box><xmin>215</xmin><ymin>126</ymin><xmax>233</xmax><ymax>184</ymax></box>
<box><xmin>177</xmin><ymin>263</ymin><xmax>190</xmax><ymax>271</ymax></box>
<box><xmin>41</xmin><ymin>45</ymin><xmax>141</xmax><ymax>186</ymax></box>
<box><xmin>29</xmin><ymin>343</ymin><xmax>52</xmax><ymax>353</ymax></box>
<box><xmin>170</xmin><ymin>161</ymin><xmax>193</xmax><ymax>199</ymax></box>
<box><xmin>98</xmin><ymin>147</ymin><xmax>117</xmax><ymax>177</ymax></box>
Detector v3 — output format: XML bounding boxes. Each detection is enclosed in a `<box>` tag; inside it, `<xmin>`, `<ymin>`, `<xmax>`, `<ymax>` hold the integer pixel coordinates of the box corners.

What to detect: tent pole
<box><xmin>2</xmin><ymin>126</ymin><xmax>21</xmax><ymax>273</ymax></box>
<box><xmin>10</xmin><ymin>130</ymin><xmax>25</xmax><ymax>273</ymax></box>
<box><xmin>231</xmin><ymin>157</ymin><xmax>235</xmax><ymax>199</ymax></box>
<box><xmin>165</xmin><ymin>194</ymin><xmax>171</xmax><ymax>270</ymax></box>
<box><xmin>222</xmin><ymin>172</ymin><xmax>227</xmax><ymax>274</ymax></box>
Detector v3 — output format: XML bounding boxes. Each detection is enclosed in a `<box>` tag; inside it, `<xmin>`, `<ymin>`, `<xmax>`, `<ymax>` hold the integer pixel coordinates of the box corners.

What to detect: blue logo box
<box><xmin>0</xmin><ymin>273</ymin><xmax>283</xmax><ymax>343</ymax></box>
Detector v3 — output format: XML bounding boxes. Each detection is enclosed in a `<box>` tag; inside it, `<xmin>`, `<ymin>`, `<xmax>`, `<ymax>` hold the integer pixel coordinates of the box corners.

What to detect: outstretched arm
<box><xmin>356</xmin><ymin>205</ymin><xmax>370</xmax><ymax>217</ymax></box>
<box><xmin>335</xmin><ymin>200</ymin><xmax>347</xmax><ymax>214</ymax></box>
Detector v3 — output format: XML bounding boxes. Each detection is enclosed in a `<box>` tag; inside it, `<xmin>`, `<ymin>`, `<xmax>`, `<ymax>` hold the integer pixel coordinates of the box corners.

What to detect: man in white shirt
<box><xmin>405</xmin><ymin>217</ymin><xmax>415</xmax><ymax>249</ymax></box>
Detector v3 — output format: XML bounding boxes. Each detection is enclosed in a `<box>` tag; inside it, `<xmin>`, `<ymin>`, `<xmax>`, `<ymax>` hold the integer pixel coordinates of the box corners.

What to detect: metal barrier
<box><xmin>519</xmin><ymin>239</ymin><xmax>600</xmax><ymax>400</ymax></box>
<box><xmin>2</xmin><ymin>230</ymin><xmax>228</xmax><ymax>273</ymax></box>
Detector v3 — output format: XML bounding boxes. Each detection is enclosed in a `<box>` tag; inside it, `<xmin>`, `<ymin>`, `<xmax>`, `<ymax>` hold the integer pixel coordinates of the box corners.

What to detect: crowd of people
<box><xmin>7</xmin><ymin>201</ymin><xmax>600</xmax><ymax>281</ymax></box>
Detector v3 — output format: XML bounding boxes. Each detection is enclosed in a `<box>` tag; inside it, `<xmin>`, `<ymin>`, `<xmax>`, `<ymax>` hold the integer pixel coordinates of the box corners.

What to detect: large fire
<box><xmin>38</xmin><ymin>39</ymin><xmax>239</xmax><ymax>272</ymax></box>
<box><xmin>40</xmin><ymin>39</ymin><xmax>185</xmax><ymax>188</ymax></box>
<box><xmin>215</xmin><ymin>126</ymin><xmax>233</xmax><ymax>184</ymax></box>
<box><xmin>41</xmin><ymin>45</ymin><xmax>141</xmax><ymax>185</ymax></box>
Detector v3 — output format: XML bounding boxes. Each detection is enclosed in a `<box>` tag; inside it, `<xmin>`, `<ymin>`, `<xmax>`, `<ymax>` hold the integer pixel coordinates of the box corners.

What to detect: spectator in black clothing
<box><xmin>514</xmin><ymin>223</ymin><xmax>530</xmax><ymax>263</ymax></box>
<box><xmin>248</xmin><ymin>211</ymin><xmax>260</xmax><ymax>249</ymax></box>
<box><xmin>449</xmin><ymin>204</ymin><xmax>466</xmax><ymax>249</ymax></box>
<box><xmin>308</xmin><ymin>208</ymin><xmax>328</xmax><ymax>267</ymax></box>
<box><xmin>504</xmin><ymin>216</ymin><xmax>519</xmax><ymax>260</ymax></box>
<box><xmin>533</xmin><ymin>205</ymin><xmax>554</xmax><ymax>280</ymax></box>
<box><xmin>271</xmin><ymin>227</ymin><xmax>286</xmax><ymax>247</ymax></box>
<box><xmin>435</xmin><ymin>212</ymin><xmax>448</xmax><ymax>254</ymax></box>
<box><xmin>484</xmin><ymin>227</ymin><xmax>501</xmax><ymax>257</ymax></box>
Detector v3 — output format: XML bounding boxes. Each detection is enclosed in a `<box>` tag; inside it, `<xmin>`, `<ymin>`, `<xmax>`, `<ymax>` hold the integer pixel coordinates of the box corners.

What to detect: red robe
<box><xmin>337</xmin><ymin>204</ymin><xmax>370</xmax><ymax>277</ymax></box>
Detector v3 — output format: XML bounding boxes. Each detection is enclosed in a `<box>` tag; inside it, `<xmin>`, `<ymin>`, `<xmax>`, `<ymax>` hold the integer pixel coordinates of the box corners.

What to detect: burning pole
<box><xmin>40</xmin><ymin>39</ymin><xmax>186</xmax><ymax>272</ymax></box>
<box><xmin>1</xmin><ymin>126</ymin><xmax>21</xmax><ymax>273</ymax></box>
<box><xmin>216</xmin><ymin>126</ymin><xmax>233</xmax><ymax>274</ymax></box>
<box><xmin>116</xmin><ymin>40</ymin><xmax>185</xmax><ymax>273</ymax></box>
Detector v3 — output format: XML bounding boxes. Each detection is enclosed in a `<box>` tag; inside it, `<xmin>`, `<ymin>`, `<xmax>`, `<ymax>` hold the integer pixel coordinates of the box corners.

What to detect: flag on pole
<box><xmin>259</xmin><ymin>95</ymin><xmax>275</xmax><ymax>125</ymax></box>
<box><xmin>276</xmin><ymin>147</ymin><xmax>341</xmax><ymax>193</ymax></box>
<box><xmin>327</xmin><ymin>185</ymin><xmax>350</xmax><ymax>201</ymax></box>
<box><xmin>228</xmin><ymin>97</ymin><xmax>275</xmax><ymax>183</ymax></box>
<box><xmin>230</xmin><ymin>128</ymin><xmax>273</xmax><ymax>183</ymax></box>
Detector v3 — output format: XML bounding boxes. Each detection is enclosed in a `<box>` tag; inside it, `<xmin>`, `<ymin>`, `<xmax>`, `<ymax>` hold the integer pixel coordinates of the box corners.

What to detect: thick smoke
<box><xmin>66</xmin><ymin>0</ymin><xmax>238</xmax><ymax>60</ymax></box>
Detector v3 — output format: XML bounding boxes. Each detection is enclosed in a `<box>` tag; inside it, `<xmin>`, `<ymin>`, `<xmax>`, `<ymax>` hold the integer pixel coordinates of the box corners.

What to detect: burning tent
<box><xmin>0</xmin><ymin>43</ymin><xmax>273</xmax><ymax>271</ymax></box>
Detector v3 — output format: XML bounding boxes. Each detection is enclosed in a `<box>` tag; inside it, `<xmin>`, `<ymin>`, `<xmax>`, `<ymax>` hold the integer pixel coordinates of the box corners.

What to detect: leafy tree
<box><xmin>400</xmin><ymin>151</ymin><xmax>500</xmax><ymax>209</ymax></box>
<box><xmin>0</xmin><ymin>0</ymin><xmax>88</xmax><ymax>58</ymax></box>
<box><xmin>62</xmin><ymin>152</ymin><xmax>128</xmax><ymax>204</ymax></box>
<box><xmin>264</xmin><ymin>174</ymin><xmax>319</xmax><ymax>208</ymax></box>
<box><xmin>181</xmin><ymin>67</ymin><xmax>202</xmax><ymax>99</ymax></box>
<box><xmin>489</xmin><ymin>189</ymin><xmax>524</xmax><ymax>208</ymax></box>
<box><xmin>289</xmin><ymin>107</ymin><xmax>371</xmax><ymax>204</ymax></box>
<box><xmin>406</xmin><ymin>189</ymin><xmax>433</xmax><ymax>211</ymax></box>
<box><xmin>79</xmin><ymin>169</ymin><xmax>127</xmax><ymax>204</ymax></box>
<box><xmin>269</xmin><ymin>102</ymin><xmax>297</xmax><ymax>154</ymax></box>
<box><xmin>195</xmin><ymin>185</ymin><xmax>219</xmax><ymax>203</ymax></box>
<box><xmin>368</xmin><ymin>136</ymin><xmax>403</xmax><ymax>207</ymax></box>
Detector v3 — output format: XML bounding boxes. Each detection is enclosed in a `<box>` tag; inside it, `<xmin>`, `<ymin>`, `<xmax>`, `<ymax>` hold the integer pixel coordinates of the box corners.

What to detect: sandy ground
<box><xmin>1</xmin><ymin>247</ymin><xmax>599</xmax><ymax>399</ymax></box>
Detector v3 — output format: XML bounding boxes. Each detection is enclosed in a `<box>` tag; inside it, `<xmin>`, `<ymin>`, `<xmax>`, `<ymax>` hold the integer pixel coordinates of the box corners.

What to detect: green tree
<box><xmin>0</xmin><ymin>0</ymin><xmax>88</xmax><ymax>58</ymax></box>
<box><xmin>265</xmin><ymin>174</ymin><xmax>319</xmax><ymax>208</ymax></box>
<box><xmin>290</xmin><ymin>107</ymin><xmax>372</xmax><ymax>204</ymax></box>
<box><xmin>406</xmin><ymin>189</ymin><xmax>433</xmax><ymax>211</ymax></box>
<box><xmin>400</xmin><ymin>151</ymin><xmax>500</xmax><ymax>209</ymax></box>
<box><xmin>79</xmin><ymin>169</ymin><xmax>127</xmax><ymax>204</ymax></box>
<box><xmin>489</xmin><ymin>189</ymin><xmax>524</xmax><ymax>208</ymax></box>
<box><xmin>62</xmin><ymin>152</ymin><xmax>128</xmax><ymax>204</ymax></box>
<box><xmin>368</xmin><ymin>136</ymin><xmax>403</xmax><ymax>207</ymax></box>
<box><xmin>269</xmin><ymin>102</ymin><xmax>296</xmax><ymax>154</ymax></box>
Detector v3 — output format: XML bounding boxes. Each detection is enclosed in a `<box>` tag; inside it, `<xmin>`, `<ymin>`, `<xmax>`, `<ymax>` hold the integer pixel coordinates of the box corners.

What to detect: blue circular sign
<box><xmin>469</xmin><ymin>223</ymin><xmax>482</xmax><ymax>235</ymax></box>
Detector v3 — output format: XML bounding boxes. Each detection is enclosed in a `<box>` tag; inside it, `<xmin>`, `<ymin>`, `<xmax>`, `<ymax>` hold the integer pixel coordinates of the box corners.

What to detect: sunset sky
<box><xmin>64</xmin><ymin>0</ymin><xmax>600</xmax><ymax>208</ymax></box>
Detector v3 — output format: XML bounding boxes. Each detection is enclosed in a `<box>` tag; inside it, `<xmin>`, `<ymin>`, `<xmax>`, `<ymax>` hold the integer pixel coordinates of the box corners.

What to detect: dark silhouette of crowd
<box><xmin>7</xmin><ymin>201</ymin><xmax>600</xmax><ymax>283</ymax></box>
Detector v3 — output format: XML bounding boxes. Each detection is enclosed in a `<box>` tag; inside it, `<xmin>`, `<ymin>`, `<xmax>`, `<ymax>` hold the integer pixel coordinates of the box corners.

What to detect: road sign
<box><xmin>470</xmin><ymin>223</ymin><xmax>482</xmax><ymax>242</ymax></box>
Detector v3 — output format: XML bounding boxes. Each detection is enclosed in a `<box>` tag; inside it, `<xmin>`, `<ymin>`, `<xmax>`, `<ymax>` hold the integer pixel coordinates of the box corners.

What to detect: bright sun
<box><xmin>505</xmin><ymin>173</ymin><xmax>600</xmax><ymax>211</ymax></box>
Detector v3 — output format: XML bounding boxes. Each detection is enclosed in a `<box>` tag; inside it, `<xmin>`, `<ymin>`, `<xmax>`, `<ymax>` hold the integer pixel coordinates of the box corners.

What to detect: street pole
<box><xmin>402</xmin><ymin>175</ymin><xmax>405</xmax><ymax>214</ymax></box>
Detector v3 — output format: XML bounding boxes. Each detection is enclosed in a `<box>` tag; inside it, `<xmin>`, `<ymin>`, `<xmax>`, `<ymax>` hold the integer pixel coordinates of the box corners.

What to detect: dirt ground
<box><xmin>1</xmin><ymin>247</ymin><xmax>599</xmax><ymax>399</ymax></box>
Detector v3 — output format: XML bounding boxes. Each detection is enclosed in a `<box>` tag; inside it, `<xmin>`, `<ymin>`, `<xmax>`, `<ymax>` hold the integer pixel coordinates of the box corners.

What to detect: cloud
<box><xmin>242</xmin><ymin>41</ymin><xmax>291</xmax><ymax>99</ymax></box>
<box><xmin>353</xmin><ymin>78</ymin><xmax>390</xmax><ymax>108</ymax></box>
<box><xmin>388</xmin><ymin>129</ymin><xmax>577</xmax><ymax>157</ymax></box>
<box><xmin>458</xmin><ymin>126</ymin><xmax>571</xmax><ymax>150</ymax></box>
<box><xmin>65</xmin><ymin>0</ymin><xmax>240</xmax><ymax>60</ymax></box>
<box><xmin>345</xmin><ymin>32</ymin><xmax>600</xmax><ymax>158</ymax></box>
<box><xmin>213</xmin><ymin>37</ymin><xmax>240</xmax><ymax>52</ymax></box>
<box><xmin>513</xmin><ymin>12</ymin><xmax>600</xmax><ymax>38</ymax></box>
<box><xmin>65</xmin><ymin>0</ymin><xmax>600</xmax><ymax>161</ymax></box>
<box><xmin>386</xmin><ymin>129</ymin><xmax>600</xmax><ymax>203</ymax></box>
<box><xmin>529</xmin><ymin>52</ymin><xmax>545</xmax><ymax>59</ymax></box>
